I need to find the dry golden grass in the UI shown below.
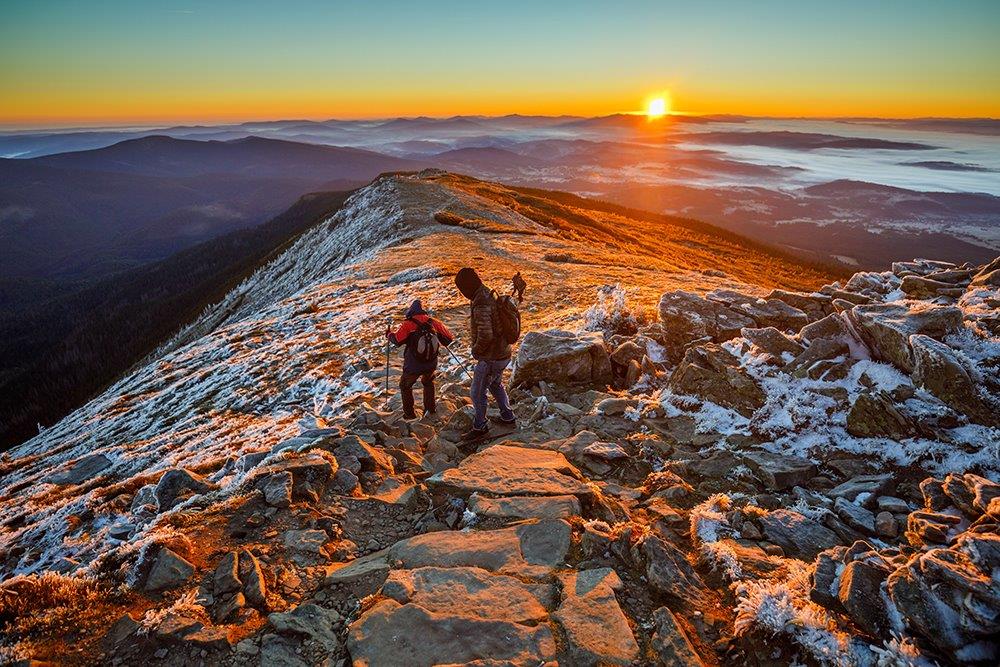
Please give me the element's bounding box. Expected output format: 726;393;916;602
436;172;839;292
0;571;133;662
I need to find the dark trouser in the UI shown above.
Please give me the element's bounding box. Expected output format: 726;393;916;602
471;359;514;430
400;370;435;417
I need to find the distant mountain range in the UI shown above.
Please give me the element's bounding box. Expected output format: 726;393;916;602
0;135;424;288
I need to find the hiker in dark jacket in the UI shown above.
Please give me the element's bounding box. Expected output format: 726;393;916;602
454;267;516;440
387;299;454;419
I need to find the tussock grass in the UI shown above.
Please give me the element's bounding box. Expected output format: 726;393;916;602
0;571;128;659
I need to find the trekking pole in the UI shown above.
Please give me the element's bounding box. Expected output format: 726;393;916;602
445;345;474;382
384;318;391;409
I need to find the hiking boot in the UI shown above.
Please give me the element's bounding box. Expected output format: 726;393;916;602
489;415;516;427
460;425;489;442
402;412;418;421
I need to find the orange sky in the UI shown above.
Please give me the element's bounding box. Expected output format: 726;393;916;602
2;1;998;127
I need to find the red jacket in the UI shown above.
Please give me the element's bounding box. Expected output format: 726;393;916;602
389;314;454;373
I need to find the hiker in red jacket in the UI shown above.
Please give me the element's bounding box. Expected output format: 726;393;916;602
386;300;454;419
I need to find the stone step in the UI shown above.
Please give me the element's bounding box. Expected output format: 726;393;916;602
427;444;593;498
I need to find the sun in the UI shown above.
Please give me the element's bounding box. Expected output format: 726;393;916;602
646;95;669;119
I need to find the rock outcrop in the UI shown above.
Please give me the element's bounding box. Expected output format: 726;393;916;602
510;329;612;389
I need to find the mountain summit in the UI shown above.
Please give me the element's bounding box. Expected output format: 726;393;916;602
1;171;997;665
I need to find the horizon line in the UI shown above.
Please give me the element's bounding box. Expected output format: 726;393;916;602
2;111;999;134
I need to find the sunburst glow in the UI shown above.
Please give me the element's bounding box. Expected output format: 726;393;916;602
646;96;668;118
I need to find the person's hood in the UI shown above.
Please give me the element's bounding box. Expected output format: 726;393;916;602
405;299;426;318
455;267;483;300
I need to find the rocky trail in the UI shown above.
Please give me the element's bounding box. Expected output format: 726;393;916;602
0;171;998;666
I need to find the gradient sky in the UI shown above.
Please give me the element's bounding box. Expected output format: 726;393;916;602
2;0;999;126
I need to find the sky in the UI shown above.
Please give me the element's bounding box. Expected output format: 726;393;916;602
1;0;999;126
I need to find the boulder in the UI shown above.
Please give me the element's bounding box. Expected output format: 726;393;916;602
969;256;1000;287
640;535;708;607
901;275;965;298
838;560;894;638
910;334;996;426
888;544;1000;660
658;291;753;362
848;303;963;373
798;313;849;343
875;512;897;538
809;547;848;610
50;453;112;485
325;434;396;476
510;330;612;389
249;452;336;502
741;326;805;360
553;568;640;666
213;552;241;596
833;497;876;535
268;603;341;653
259;634;308;667
906;511;960;546
706;289;810;332
238;548;268;609
651;606;705;667
758;510;840;560
324;552;390;599
610;340;645;367
669;344;766;417
155;468;217;511
427;445;592;498
783;338;848;378
829;475;894;503
892;259;956;277
261;471;293;508
744;451;816;490
767;289;832;319
144;547;195;592
846;392;916;439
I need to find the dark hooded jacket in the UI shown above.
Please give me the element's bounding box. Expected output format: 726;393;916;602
455;269;511;361
389;300;454;374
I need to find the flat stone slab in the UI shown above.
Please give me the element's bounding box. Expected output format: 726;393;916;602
386;520;571;576
744;450;817;490
468;493;582;520
553;568;639;666
347;599;557;667
428;445;592;497
382;566;555;624
50;453;112;485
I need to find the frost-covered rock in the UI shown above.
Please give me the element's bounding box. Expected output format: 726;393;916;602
669;344;765;417
848;302;963;373
651;606;705;666
743;451;816;491
50;453;112;485
154;468;217;512
706;289;810;332
510;329;612;389
757;509;840;559
658;290;753;359
910;334;997;425
143;547;195;592
846;391;916;439
740;326;804;361
766;289;832;321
